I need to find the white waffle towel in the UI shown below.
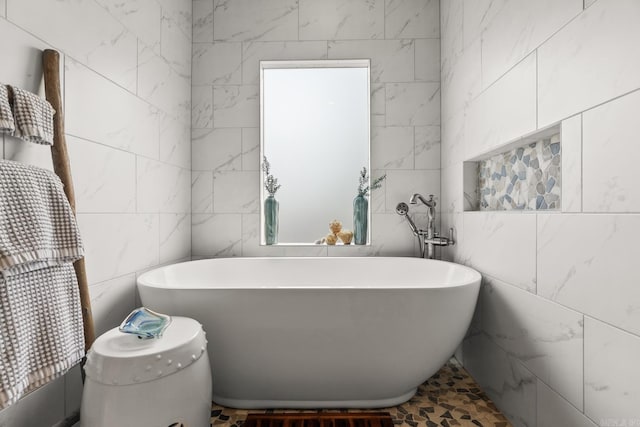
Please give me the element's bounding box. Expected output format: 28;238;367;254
10;86;55;146
0;264;85;409
0;160;83;274
0;84;15;134
0;159;85;409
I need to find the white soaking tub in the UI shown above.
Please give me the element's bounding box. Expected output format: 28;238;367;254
137;257;481;409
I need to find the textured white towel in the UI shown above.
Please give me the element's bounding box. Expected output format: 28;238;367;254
0;264;85;409
0;160;84;275
0;159;85;409
10;86;55;146
0;84;15;134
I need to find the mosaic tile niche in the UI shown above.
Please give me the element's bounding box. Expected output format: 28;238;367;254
468;133;561;211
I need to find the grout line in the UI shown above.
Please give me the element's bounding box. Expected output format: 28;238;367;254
583;313;586;414
535;49;538;129
580;113;584;212
534;211;538;295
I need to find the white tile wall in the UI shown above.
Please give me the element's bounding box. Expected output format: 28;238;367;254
481;276;584;409
537;214;640;337
537;381;598;427
384;0;439;39
192;86;213;128
480;0;581;88
462;212;537;292
212;171;260;213
137;44;191;122
7;0;138;91
463;334;537;427
414;126;440;170
386;82;440;126
192;42;242;85
88;274;137;336
371;127;414;170
159;0;192;76
328;40;414;83
159;214;191;263
66;59;160;159
441;38;481;122
242;41;328;85
192;213;242;257
583;90;640;212
414;39;440;82
212;85;259;128
78;214;160;285
299;0;384;40
241;128;260;170
194;0;441;257
0;4;191;423
465;52;537;159
462;0;506;48
442;2;640;424
0;376;65;427
0;19;49;90
384;170;440;213
193;0;214;43
537;0;640;127
192;128;242;171
136;157;191;213
192;171;214;213
67;136;136;213
561;115;582;213
213;0;298;42
584;317;640;424
159;113;191;169
95;0;162;51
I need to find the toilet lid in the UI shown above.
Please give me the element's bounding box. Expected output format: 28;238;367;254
84;316;208;386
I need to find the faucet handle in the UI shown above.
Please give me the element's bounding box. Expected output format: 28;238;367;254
448;227;455;245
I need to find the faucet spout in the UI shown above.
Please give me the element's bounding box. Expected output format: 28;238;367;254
409;193;435;207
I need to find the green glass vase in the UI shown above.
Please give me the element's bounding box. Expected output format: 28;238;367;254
264;195;279;245
353;194;368;245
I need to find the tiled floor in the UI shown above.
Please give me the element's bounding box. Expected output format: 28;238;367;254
210;359;511;427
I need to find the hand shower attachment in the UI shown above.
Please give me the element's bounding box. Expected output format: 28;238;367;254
395;202;420;236
396;202;425;256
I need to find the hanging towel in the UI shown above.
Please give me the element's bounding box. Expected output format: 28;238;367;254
0;160;84;274
9;86;55;146
0;263;85;409
0;84;15;134
0;159;85;409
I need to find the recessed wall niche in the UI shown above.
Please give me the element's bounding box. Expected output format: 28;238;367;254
463;125;562;211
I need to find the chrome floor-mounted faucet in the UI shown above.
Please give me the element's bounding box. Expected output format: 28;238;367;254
396;194;455;259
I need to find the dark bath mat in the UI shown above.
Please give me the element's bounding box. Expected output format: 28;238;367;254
243;412;394;427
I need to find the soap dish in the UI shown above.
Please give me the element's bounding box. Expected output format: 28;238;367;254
118;307;171;339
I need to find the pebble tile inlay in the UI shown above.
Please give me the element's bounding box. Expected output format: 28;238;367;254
210;359;511;427
478;134;561;211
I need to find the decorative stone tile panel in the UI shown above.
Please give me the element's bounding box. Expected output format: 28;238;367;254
478;134;561;210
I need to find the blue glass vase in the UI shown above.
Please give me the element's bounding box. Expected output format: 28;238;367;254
264;195;279;245
353;194;368;245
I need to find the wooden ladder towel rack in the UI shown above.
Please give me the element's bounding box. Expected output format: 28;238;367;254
42;49;96;353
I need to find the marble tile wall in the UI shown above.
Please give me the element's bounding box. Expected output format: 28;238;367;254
441;1;640;426
0;2;192;425
192;0;441;257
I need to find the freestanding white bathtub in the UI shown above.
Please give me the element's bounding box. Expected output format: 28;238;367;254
137;257;481;409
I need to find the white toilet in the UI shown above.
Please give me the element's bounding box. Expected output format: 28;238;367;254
80;316;212;427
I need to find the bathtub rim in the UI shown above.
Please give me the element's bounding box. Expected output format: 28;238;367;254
137;257;482;291
213;388;417;410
